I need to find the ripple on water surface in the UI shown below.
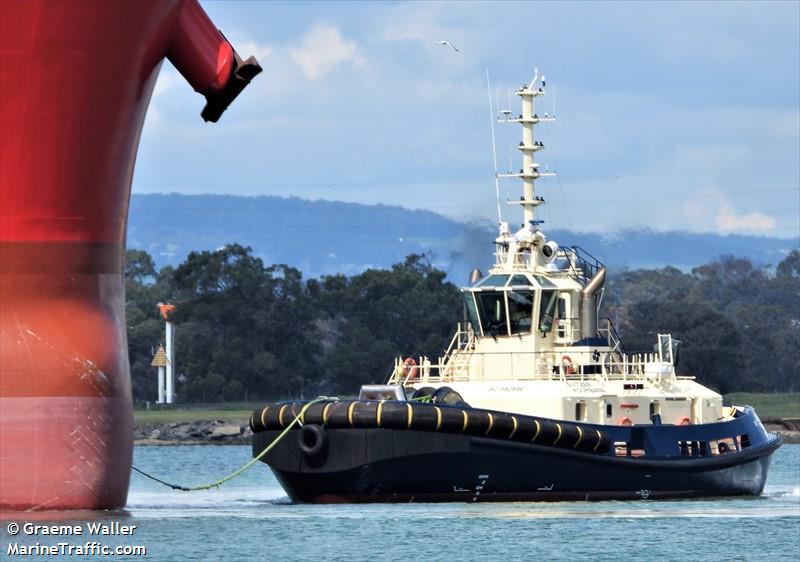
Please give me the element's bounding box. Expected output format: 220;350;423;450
119;444;800;561
2;445;796;561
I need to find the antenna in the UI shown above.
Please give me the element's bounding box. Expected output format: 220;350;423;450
528;67;539;89
486;69;502;223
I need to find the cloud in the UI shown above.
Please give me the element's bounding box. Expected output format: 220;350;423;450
235;41;274;63
133;2;798;240
288;23;363;80
714;202;777;233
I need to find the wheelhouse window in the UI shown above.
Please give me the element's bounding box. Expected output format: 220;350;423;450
463;293;480;332
475;275;509;288
538;290;558;333
509;275;530;287
476;292;508;336
507;291;533;334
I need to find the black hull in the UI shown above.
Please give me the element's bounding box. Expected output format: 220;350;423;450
254;425;781;504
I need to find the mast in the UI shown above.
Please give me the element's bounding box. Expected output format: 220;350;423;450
498;69;556;227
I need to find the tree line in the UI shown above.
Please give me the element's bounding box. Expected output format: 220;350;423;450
605;251;799;393
125;245;800;402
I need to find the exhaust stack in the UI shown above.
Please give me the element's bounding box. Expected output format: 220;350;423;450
580;267;606;339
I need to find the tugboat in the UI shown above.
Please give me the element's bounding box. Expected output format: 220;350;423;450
250;71;782;503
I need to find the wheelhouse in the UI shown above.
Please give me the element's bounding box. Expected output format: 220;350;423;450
463;273;580;342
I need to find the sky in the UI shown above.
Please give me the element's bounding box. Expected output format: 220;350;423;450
133;0;800;240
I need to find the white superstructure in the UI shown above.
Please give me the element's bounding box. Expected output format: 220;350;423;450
388;71;723;427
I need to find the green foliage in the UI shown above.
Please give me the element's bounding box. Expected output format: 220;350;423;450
608;253;800;393
124;248;460;403
124;249;156;282
125;247;800;403
313;255;461;393
166;244;320;402
723;392;800;420
776;249;800;279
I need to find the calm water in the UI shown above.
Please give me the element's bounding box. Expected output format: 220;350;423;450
2;445;798;561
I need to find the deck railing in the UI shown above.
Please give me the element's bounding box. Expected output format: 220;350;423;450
598;318;624;352
561;245;604;287
389;348;692;386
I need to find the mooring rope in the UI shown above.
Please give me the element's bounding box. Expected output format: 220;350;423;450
131;396;334;492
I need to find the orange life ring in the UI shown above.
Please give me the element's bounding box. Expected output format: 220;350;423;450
402;357;419;380
561;355;575;375
619;417;633;426
679;417;691;426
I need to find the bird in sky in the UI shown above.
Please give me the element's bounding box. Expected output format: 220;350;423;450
436;40;460;53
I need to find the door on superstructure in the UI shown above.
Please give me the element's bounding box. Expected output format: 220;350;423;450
602;397;614;425
556;292;573;343
690;398;701;424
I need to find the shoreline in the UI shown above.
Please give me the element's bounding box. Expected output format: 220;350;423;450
133;419;800;446
764;422;800;444
134;420;252;446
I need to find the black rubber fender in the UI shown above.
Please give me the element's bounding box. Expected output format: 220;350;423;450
431;386;468;407
377;401;411;429
355;401;379;425
252;400;611;455
298;424;327;457
411;387;436;400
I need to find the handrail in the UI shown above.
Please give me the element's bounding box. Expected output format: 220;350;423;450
598;318;624;353
389;347;676;385
441;323;463;361
560;245;605;286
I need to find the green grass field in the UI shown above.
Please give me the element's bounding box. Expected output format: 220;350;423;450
134;393;800;425
724;392;800;421
134;405;255;424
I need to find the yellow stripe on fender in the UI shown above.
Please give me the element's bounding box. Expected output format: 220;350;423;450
322;403;333;425
593;430;603;452
532;420;541;442
553;423;563;445
260;406;269;429
376;401;384;428
278;405;288;427
574;426;584;448
485;413;494;435
461;410;469;432
509;416;518;439
434;406;442;431
406;402;414;429
347;402;357;427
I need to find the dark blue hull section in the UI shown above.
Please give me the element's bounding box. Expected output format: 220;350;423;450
253;406;781;503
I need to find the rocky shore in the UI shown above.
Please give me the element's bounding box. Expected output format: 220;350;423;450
134;420;253;445
764;418;800;444
134;417;800;446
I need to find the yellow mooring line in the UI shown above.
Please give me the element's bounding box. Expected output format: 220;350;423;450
131;396;334;492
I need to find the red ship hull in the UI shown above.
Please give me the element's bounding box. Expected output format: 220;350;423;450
0;0;259;510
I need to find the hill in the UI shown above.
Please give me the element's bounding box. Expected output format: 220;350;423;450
128;193;797;282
